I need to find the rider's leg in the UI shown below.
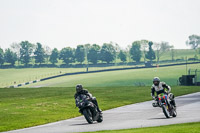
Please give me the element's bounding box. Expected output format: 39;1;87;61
91;97;102;112
168;93;176;107
170;99;176;107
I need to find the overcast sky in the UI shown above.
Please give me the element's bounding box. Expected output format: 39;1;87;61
0;0;200;50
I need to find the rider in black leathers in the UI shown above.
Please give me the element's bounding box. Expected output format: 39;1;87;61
74;84;102;113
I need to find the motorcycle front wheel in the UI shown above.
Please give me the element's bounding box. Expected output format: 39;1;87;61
162;104;170;118
83;108;93;124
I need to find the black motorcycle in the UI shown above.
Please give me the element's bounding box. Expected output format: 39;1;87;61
75;94;103;124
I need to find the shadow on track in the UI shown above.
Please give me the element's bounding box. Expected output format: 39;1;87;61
70;122;98;126
148;117;172;120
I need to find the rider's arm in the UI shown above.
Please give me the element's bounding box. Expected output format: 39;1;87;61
82;89;93;100
74;94;79;107
87;92;93;98
162;82;171;93
75;100;78;107
75;97;79;107
74;93;77;99
83;89;93;98
151;86;155;99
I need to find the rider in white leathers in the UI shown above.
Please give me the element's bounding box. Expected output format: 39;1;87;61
151;77;176;107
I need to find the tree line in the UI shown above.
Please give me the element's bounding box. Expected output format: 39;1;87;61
0;34;199;67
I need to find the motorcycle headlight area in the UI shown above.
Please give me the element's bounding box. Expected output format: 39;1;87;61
80;102;84;106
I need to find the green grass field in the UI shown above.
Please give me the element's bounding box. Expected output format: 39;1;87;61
0;66;139;87
159;49;198;61
0;68;82;87
0;48;199;88
84;122;200;133
0;86;199;132
22;63;200;88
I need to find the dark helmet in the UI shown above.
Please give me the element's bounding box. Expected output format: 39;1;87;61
76;84;83;93
153;77;160;86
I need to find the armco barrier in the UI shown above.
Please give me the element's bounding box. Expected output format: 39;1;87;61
7;79;41;88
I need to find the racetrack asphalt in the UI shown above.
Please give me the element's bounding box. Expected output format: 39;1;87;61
3;92;200;133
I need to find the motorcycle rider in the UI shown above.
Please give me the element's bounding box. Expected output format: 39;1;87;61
74;84;102;113
151;77;176;107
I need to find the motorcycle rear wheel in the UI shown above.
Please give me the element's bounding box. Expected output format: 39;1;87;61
172;107;177;117
97;114;103;123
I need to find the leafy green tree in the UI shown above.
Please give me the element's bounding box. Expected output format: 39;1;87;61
34;43;45;64
87;44;100;64
129;41;142;63
118;50;127;62
50;48;59;65
145;41;156;62
100;43;116;63
19;41;34;66
4;48;17;66
59;47;74;65
186;34;200;49
75;45;85;64
0;48;4;66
